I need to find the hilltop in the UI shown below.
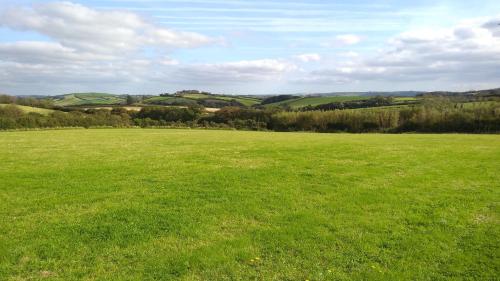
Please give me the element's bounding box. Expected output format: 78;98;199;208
52;93;125;106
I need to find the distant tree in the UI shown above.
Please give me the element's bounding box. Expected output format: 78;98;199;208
126;95;136;105
261;95;300;105
0;94;16;104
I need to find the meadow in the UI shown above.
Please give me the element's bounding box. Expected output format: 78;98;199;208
265;96;367;108
0;104;54;116
0;129;498;280
53;93;125;107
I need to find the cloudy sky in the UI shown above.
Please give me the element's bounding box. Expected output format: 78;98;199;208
0;0;499;95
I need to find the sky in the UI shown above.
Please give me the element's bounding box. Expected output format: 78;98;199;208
0;0;499;95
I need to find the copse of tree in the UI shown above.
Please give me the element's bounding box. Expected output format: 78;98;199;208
303;96;394;111
272;100;499;133
110;107;130;116
0;94;54;108
208;107;274;123
200;106;282;130
417;89;500;101
1;96;498;133
0;104;24;116
261;95;300;105
0;104;132;129
0;95;16;104
198;99;244;108
126;95;138;105
271;109;400;133
147;97;198;106
396;102;500;132
174;90;212;96
135;106;202;122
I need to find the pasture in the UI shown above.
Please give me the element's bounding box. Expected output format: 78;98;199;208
266;96;367;108
53;93;124;106
178;93;261;107
0;129;498;280
0;104;54;115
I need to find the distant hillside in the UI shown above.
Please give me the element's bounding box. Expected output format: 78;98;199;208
53;93;125;106
29;88;500;110
143;90;262;108
0;104;55;115
264;96;368;109
421;88;500;97
308;91;424;97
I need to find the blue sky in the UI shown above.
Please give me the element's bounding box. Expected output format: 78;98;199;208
0;0;499;95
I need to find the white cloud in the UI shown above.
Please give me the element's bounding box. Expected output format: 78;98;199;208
0;1;221;94
160;57;180;66
0;2;499;95
482;17;500;36
0;1;216;54
0;41;114;64
336;34;361;45
320;34;361;48
303;16;500;89
294;53;321;63
339;51;360;58
173;59;297;83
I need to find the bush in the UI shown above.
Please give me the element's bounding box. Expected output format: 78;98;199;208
135;106;201;122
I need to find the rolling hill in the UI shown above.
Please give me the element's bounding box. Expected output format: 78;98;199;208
0;104;55;115
265;96;367;108
143;92;262;107
53;93;125;106
39;89;497;111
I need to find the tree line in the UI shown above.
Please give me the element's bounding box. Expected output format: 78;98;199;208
0;94;54;108
301;96;395;111
1;95;499;133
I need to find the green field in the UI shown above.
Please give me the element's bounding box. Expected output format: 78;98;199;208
142;96;197;105
180;93;261;106
267;96;367;108
0;104;55;115
179;93;212;100
143;96;174;103
213;96;261;107
393;97;417;102
0;129;498;280
53;93;125;106
143;94;261;107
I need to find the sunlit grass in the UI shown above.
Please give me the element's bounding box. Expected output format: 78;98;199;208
0;104;55;115
0;129;498;280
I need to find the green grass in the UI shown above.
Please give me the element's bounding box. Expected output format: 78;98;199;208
142;96;175;103
458;101;500;108
0;104;55;115
213;96;261;106
53;93;124;106
180;93;212;100
143;95;260;107
393;97;417;102
179;94;261;106
0;129;498;280
352;104;413;112
267;96;366;108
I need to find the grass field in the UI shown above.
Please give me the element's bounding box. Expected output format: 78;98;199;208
53;93;124;106
0;104;55;115
393;97;418;102
179;94;261;106
143;96;174;103
212;96;261;107
142;97;198;106
0;129;498;280
266;96;366;108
